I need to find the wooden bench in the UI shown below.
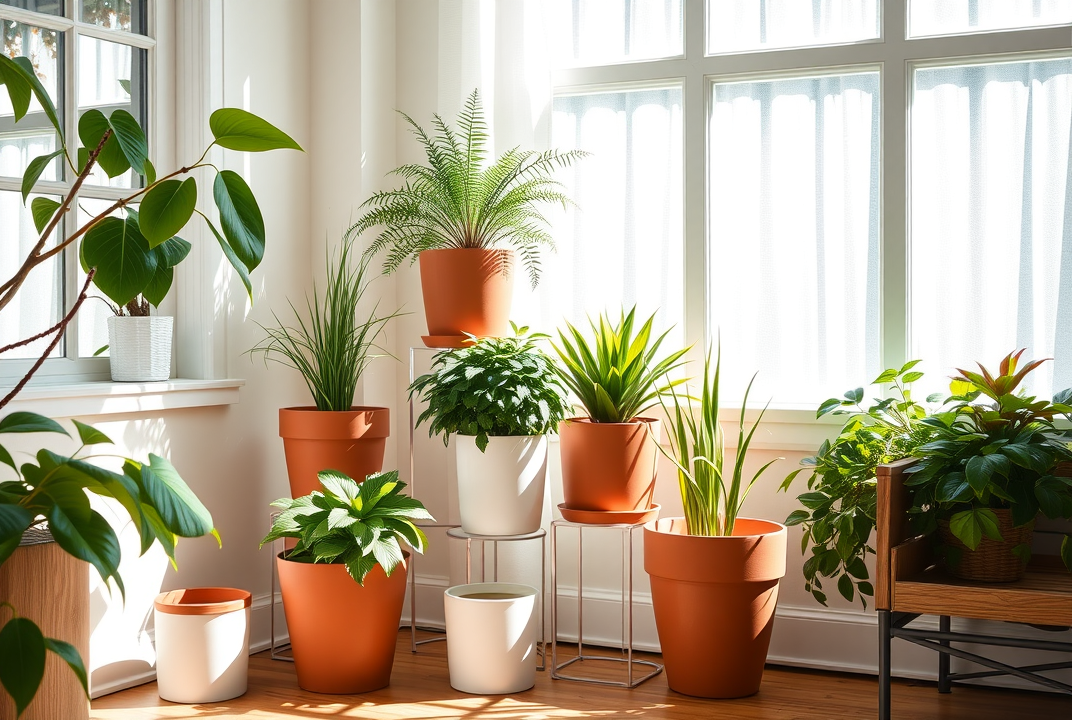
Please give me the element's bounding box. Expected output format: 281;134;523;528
876;458;1072;719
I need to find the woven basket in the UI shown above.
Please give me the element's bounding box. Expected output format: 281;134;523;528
107;315;173;382
939;508;1033;582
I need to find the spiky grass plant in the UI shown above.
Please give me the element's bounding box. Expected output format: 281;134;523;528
352;89;587;288
657;344;780;536
249;227;402;411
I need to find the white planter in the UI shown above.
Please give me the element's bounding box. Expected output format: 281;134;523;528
455;434;548;536
444;583;538;694
154;588;251;704
107;315;173;381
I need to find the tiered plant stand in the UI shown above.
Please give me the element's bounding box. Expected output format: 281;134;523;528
876;458;1072;720
549;517;663;687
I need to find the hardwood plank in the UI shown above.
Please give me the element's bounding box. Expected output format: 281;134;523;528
89;631;1072;719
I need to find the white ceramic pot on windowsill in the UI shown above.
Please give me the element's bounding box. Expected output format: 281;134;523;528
107;315;173;382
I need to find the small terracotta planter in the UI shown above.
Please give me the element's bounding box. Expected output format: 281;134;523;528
644;517;787;698
276;552;408;693
278;406;389;498
418;248;514;347
559;417;660;513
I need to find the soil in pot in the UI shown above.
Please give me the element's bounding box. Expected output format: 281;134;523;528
939;508;1034;582
276;552;408;693
559;418;660;513
644;517;787;699
418;248;514;346
278;406;389;498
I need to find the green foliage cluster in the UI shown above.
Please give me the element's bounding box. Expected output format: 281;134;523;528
409;325;571;452
781;361;933;607
249;227;402;412
353;89;587;288
261;470;433;585
905;351;1072;570
553;307;689;424
0;413;217;714
657;344;778;537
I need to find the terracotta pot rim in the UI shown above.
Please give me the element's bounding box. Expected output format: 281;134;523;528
279;406;390;415
645;516;787;539
419;247;514;257
154;587;251;615
562;416;660;426
277;550;408;566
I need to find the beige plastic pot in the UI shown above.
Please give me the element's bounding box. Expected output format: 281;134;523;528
455;435;548;535
444;583;538;694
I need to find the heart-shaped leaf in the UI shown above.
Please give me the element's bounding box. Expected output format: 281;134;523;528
209;108;303;152
141;265;173;307
30;197;61;235
139;178;197;247
214;170;265;271
0;617;47;715
78;109;129;178
21;150;63;202
107;109;148;175
81;216;157;307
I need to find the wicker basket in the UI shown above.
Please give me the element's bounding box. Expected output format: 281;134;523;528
107;315;173;382
939;508;1034;582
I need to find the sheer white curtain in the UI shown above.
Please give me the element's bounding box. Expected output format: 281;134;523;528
911;58;1072;398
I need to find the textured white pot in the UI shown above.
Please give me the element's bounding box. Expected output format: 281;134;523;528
107;315;173;381
455;434;548;536
444;583;538;695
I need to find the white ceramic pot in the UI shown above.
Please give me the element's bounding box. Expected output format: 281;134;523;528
444;582;538;695
153;588;251;704
107;315;173;381
455;434;548;536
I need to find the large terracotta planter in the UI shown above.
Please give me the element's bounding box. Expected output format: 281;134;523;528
418;248;514;347
644;517;787;699
559;417;660;512
276;552;408;693
455;434;548;535
278;406;389;498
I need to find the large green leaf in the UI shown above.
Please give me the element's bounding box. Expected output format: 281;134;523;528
964;454;1009;495
30;197;61;236
78;109;130;178
139;178;197;247
46;505;122;588
106;109;148;175
319;470;361;505
141;265;173;307
0;505;34;548
81;216;157;307
21;150;63;202
44;638;89;697
213;170;265;271
0;55;32;120
0;443;15;473
209;108;303;152
12;56;63;143
139;454;214;538
153;236;192;269
0;617;47;715
203;218;252;300
0;412;68;436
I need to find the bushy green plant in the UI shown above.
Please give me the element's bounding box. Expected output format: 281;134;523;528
553;307;689;423
249;227;402;411
656;344;779;536
352;89;587;288
409;325;571;452
780;361;934;607
905;351;1072;570
261;470;433;584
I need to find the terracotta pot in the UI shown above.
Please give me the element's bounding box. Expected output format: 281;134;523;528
418;248;514;346
278;406;389;498
559;417;660;512
939;508;1034;582
644;517;787;698
276;552;408;693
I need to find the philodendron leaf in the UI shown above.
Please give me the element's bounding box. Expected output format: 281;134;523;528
12;56;63;143
44;638;89;697
30;197;61;235
139;178;197;247
71;420;112;446
153;236;192;269
78;109;129;178
949;509;982;550
106;109;148;175
140;454;215;538
46;505;122;589
0;504;34;547
0;443;16;473
21;150;63;202
209;108;303;152
0;617;47;716
0;412;68;436
203;217;252;300
141;265;173;308
81;216;157;307
0;55;32;120
214;170;265;271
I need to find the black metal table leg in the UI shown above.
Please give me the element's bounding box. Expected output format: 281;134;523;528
938;615;952;693
879;609;892;720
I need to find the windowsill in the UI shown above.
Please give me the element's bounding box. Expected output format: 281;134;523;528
0;379;245;418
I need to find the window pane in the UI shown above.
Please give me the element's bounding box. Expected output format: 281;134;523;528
909;1;1072;38
80;0;148;35
548;0;683;67
708;72;881;404
78;35;146;188
1;20;62;180
0;190;63;359
0;1;63;15
75;199;122;357
526;86;684;348
707;0;879;54
910;58;1072;398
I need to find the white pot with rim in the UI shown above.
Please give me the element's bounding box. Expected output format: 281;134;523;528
455;434;548;536
444;582;538;694
107;315;173;381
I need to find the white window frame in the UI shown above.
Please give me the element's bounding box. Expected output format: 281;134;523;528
550;0;1072;414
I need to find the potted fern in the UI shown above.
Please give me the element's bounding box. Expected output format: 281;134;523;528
249;228;402;498
644;345;786;698
409;326;571;535
351;89;586;348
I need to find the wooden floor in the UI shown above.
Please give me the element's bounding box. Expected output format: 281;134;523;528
91;631;1071;719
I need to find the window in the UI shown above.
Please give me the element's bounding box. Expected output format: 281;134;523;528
546;0;1072;404
0;0;152;382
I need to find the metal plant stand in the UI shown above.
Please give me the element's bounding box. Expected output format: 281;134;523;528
267;512;293;662
550;518;663;687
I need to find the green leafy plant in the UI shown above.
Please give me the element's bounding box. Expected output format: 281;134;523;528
905;350;1072;570
552;307;690;423
409;325;571;452
780;361;934;607
249;227;403;411
655;343;779;536
261;470;433;584
352;89;587;288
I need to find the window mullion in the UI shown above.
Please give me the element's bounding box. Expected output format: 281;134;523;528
683;0;706;359
63;8;80;361
882;0;909;372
